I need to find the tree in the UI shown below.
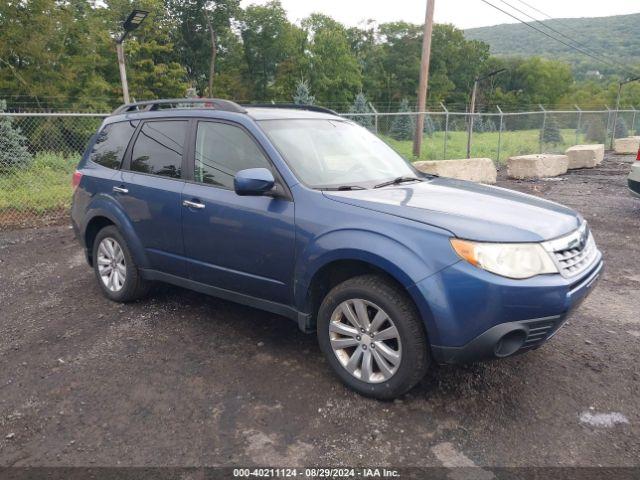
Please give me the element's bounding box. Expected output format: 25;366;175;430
585;118;607;143
613;116;629;139
540;116;563;144
293;80;315;105
0;100;32;171
390;99;415;141
303;14;362;107
349;93;373;130
423;114;436;137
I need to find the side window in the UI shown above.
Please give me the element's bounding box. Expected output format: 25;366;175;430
90;121;138;169
130;121;187;179
195;122;271;189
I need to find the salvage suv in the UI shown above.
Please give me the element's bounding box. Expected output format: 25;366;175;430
71;99;603;399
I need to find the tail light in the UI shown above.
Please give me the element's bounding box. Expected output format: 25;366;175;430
636;147;640;162
72;170;83;190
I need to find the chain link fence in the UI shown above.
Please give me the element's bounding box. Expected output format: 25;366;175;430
1;108;638;229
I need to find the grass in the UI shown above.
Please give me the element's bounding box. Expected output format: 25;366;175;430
0;152;79;214
384;129;588;164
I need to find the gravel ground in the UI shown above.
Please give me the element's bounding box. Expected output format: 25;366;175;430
0;154;638;468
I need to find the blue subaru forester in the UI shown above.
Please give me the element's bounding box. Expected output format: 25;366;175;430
71;99;603;399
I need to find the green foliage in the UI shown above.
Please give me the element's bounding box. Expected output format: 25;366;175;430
423;115;436;137
293;80;315;105
475;116;497;133
0;152;79;213
585;118;607;143
0;100;32;171
540;116;564;144
465;14;640;78
349;93;373;130
389;99;415;141
613;117;629;139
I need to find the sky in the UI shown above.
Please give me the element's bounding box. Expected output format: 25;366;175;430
240;0;639;30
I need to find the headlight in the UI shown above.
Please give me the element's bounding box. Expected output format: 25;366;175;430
450;238;558;279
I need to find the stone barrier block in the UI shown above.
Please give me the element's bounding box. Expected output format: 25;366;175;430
565;144;604;169
507;154;568;179
614;137;640;155
414;158;497;184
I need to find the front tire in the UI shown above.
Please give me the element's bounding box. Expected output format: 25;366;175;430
317;274;430;400
92;225;150;303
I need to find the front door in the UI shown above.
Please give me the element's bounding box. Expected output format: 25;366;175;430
181;120;295;305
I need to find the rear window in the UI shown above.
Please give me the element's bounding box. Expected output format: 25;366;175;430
90;121;138;169
130;121;187;179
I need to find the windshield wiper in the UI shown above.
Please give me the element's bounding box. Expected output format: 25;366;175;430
321;185;367;191
373;176;422;189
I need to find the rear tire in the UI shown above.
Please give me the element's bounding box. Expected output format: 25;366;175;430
317;274;430;400
92;225;150;303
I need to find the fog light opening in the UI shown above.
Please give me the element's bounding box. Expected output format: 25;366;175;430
495;330;527;357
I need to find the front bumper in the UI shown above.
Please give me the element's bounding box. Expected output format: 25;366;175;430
628;178;640;198
409;253;603;365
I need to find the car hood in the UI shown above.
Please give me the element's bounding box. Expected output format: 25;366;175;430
323;177;582;243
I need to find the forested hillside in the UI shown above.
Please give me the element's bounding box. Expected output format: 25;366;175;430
465;13;640;78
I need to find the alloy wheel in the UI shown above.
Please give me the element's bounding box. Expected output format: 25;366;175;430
329;299;402;383
96;237;126;292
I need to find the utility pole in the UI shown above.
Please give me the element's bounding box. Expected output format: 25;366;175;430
611;76;640;150
413;0;436;158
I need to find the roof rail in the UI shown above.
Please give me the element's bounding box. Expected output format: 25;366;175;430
112;98;247;115
242;103;339;116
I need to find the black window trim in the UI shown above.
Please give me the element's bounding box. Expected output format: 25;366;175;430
88;119;140;171
186;117;293;202
121;117;190;181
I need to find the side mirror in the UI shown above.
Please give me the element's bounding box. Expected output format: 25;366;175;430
234;168;275;196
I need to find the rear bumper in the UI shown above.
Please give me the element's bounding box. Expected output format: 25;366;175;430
628;178;640;198
414;256;603;365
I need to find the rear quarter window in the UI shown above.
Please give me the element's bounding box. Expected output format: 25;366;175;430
90;121;139;169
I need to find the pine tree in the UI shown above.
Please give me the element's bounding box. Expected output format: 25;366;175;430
293;80;315;106
0;100;31;171
585;118;607;143
349;92;373;130
389;99;415;141
540;116;563;144
423;114;436;137
613;117;629;139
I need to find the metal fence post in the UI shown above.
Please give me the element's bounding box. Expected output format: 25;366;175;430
440;102;449;160
632;105;638;136
539;104;547;154
496;105;504;164
605;106;612;147
575;105;582;145
368;102;379;135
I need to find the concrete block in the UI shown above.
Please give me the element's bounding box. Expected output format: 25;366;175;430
614;137;640;155
507;154;568;179
565;144;604;169
414;158;497;184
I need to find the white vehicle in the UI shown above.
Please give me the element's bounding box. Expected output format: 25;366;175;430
628;145;640;198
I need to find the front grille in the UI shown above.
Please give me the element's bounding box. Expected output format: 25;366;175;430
543;223;599;278
522;318;557;347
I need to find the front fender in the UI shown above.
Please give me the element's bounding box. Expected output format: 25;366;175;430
82;194;150;269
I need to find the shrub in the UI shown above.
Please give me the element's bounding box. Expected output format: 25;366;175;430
423;114;436;137
613;116;629;139
293;80;315;106
0;99;32;171
585;118;607;143
540;116;563;144
389;98;415;141
348;92;373;130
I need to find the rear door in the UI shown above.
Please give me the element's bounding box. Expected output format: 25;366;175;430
181;120;296;305
115;119;189;277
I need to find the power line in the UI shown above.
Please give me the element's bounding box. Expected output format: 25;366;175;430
500;0;640;78
478;0;639;78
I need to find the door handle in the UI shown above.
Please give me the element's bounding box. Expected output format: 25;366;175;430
113;186;128;194
183;199;205;210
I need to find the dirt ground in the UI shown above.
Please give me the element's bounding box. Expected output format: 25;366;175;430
0;154;638;469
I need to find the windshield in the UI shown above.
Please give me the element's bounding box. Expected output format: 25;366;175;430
259;119;419;189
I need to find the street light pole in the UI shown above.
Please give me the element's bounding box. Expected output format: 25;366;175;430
116;40;130;104
610;76;640;150
115;10;149;105
466;68;505;159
